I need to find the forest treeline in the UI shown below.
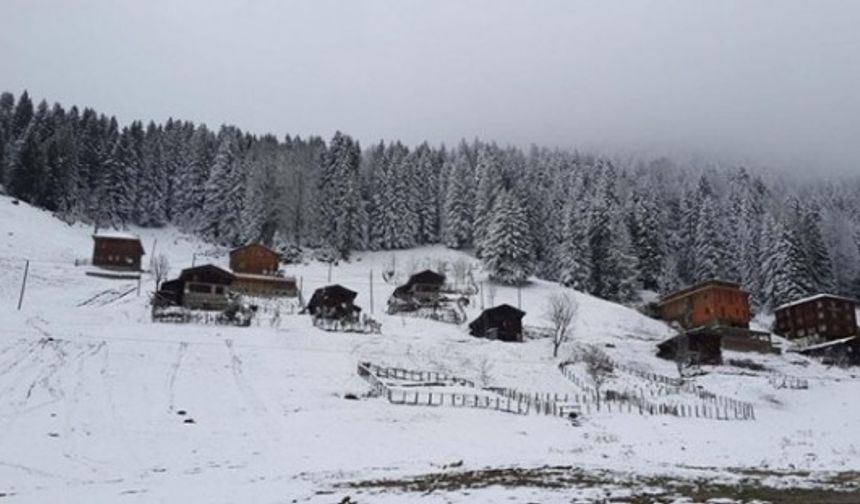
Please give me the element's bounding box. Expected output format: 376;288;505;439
2;90;859;310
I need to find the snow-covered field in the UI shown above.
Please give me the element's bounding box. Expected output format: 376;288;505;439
1;196;860;503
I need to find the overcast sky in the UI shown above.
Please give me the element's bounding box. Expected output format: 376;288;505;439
2;0;858;172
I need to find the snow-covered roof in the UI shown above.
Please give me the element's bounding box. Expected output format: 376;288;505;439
774;293;856;312
93;231;141;241
795;335;859;353
658;279;744;305
233;272;296;283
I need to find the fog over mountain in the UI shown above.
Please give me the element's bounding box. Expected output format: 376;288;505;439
2;0;858;173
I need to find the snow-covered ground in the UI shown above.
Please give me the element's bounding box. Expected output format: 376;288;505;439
1;196;860;503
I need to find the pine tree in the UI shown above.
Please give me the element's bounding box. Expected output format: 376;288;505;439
801;201;835;292
482;189;533;285
760;216;809;309
319;131;363;257
473;144;503;257
442;150;474;249
693;197;727;282
201;127;244;245
628;191;664;290
136;123;167;226
559;201;591;290
6;120;46;203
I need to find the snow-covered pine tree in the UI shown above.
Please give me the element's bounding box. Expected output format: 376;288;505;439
760;215;809;309
628;190;664;290
318;131;363;257
412;143;440;244
136;122;167;226
6;118;46;204
442;150;474;249
559;200;591;290
482;189;533;285
693;196;727;282
800;200;835;293
201;127;244;245
473;144;504;258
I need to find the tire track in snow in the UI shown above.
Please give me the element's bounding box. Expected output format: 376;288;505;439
166;342;188;413
224;339;282;441
99;344;147;475
62;341;112;476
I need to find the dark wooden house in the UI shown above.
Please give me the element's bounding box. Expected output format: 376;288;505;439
229;243;280;275
774;294;857;341
657;330;723;365
92;233;145;271
657;280;751;330
469;304;525;342
306;284;360;320
156;264;234;311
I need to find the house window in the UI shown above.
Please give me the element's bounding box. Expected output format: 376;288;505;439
214;286;224;294
820;324;827;333
188;283;210;294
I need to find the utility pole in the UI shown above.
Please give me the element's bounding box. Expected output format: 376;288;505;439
480;281;485;310
327;262;332;283
17;260;29;310
151;238;157;258
137;275;141;297
369;269;374;314
191;253;197;267
517;283;522;310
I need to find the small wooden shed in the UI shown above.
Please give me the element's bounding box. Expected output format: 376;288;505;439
306;284;360;320
469;304;525;342
92;232;145;271
229;243;280;275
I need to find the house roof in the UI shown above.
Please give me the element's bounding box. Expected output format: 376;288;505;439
233;272;296;284
179;264;235;283
774;293;857;312
312;284;357;300
408;269;446;286
795;335;859;353
479;304;526;319
93;231;141;241
229;243;279;258
657;280;746;306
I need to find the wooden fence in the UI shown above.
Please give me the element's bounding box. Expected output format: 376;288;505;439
558;361;756;421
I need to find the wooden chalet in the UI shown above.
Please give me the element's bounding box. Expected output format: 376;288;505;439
774;294;857;341
657;280;751;330
306;284;360;320
657;330;723;366
469;304;525;342
92;232;145;271
229;243;280;275
391;270;446;302
155;264;234;311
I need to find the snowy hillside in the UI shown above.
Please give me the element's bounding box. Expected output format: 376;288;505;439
2;196;860;503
